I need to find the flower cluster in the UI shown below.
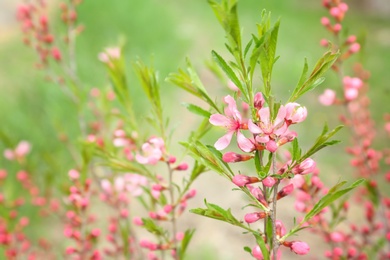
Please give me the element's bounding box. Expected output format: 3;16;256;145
210;93;307;154
64;169;101;259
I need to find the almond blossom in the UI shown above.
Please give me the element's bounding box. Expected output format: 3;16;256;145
136;137;165;165
209;95;252;151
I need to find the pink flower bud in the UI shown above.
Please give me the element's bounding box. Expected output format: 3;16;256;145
262;177;276;187
244;212;266;223
292;158;316;175
17;171;29;181
330;7;340;18
163;204;173;214
339;3;349;12
175;162;188;171
254;92;265;109
349;43;360;53
185;189;197;199
321;17;330;26
168;155;176;163
320;38;329;47
232;175;260;187
252;245;264;260
120;209;128;218
227;80;239;92
0;169;7;180
285;103;307;124
277;184;294;200
346;35;356;44
140;240;158;250
64;226;73;237
319;89;336;106
91;229;100;237
223;152;253;163
290;241;310;255
68;169;80;180
52;47;62;61
132;217;143;226
265;140;278;153
330;232;344;242
276;220;286;236
65;247;76;255
344;88;358;101
176;232;185;241
333;23;342;33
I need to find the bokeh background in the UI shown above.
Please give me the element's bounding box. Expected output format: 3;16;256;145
1;0;389;259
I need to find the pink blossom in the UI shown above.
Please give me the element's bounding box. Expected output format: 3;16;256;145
209;95;251;151
4;140;31;161
292;158;316;175
252;245;264;260
136;137;165;165
223;152;253;163
319;89;336;106
175;162;188;171
343;76;363;89
98;47;121;63
333;24;342;33
133;217;144;226
248;106;288;152
290;241;310;255
232;174;259;187
285;103;307;124
262;176;276;187
227;80;239;92
0;170;7;180
349;43;360;53
277;184;294;200
330;232;345;242
254;92;265;109
123;174;148;197
51;47;62;61
68;169;80;180
244;212;266;223
275;220;286;237
321;17;330;26
176;232;185;241
344;88;358;101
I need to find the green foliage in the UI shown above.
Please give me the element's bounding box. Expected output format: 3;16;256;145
288;51;339;102
167;59;221;113
282;179;365;240
190;200;248;229
180;140;234;179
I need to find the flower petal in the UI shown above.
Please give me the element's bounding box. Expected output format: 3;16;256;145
248;120;262;134
237;132;255;152
214;131;234;150
209;114;230;126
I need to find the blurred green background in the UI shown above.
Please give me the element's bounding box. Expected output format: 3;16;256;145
0;0;389;259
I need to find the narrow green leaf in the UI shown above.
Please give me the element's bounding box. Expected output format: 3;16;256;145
211;50;247;100
182;103;211;118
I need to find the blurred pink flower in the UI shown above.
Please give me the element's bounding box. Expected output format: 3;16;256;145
136;137;165;165
319;89;336;106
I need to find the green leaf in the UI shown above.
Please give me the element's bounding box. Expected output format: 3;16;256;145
300;124;343;161
288;51;339;102
182;103;211;118
178;229;196;259
190;200;246;228
167;59;221;113
180;141;232;179
211;50;247;101
141;218;165;236
282;179;365;241
303;179;365;223
253;232;270;260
